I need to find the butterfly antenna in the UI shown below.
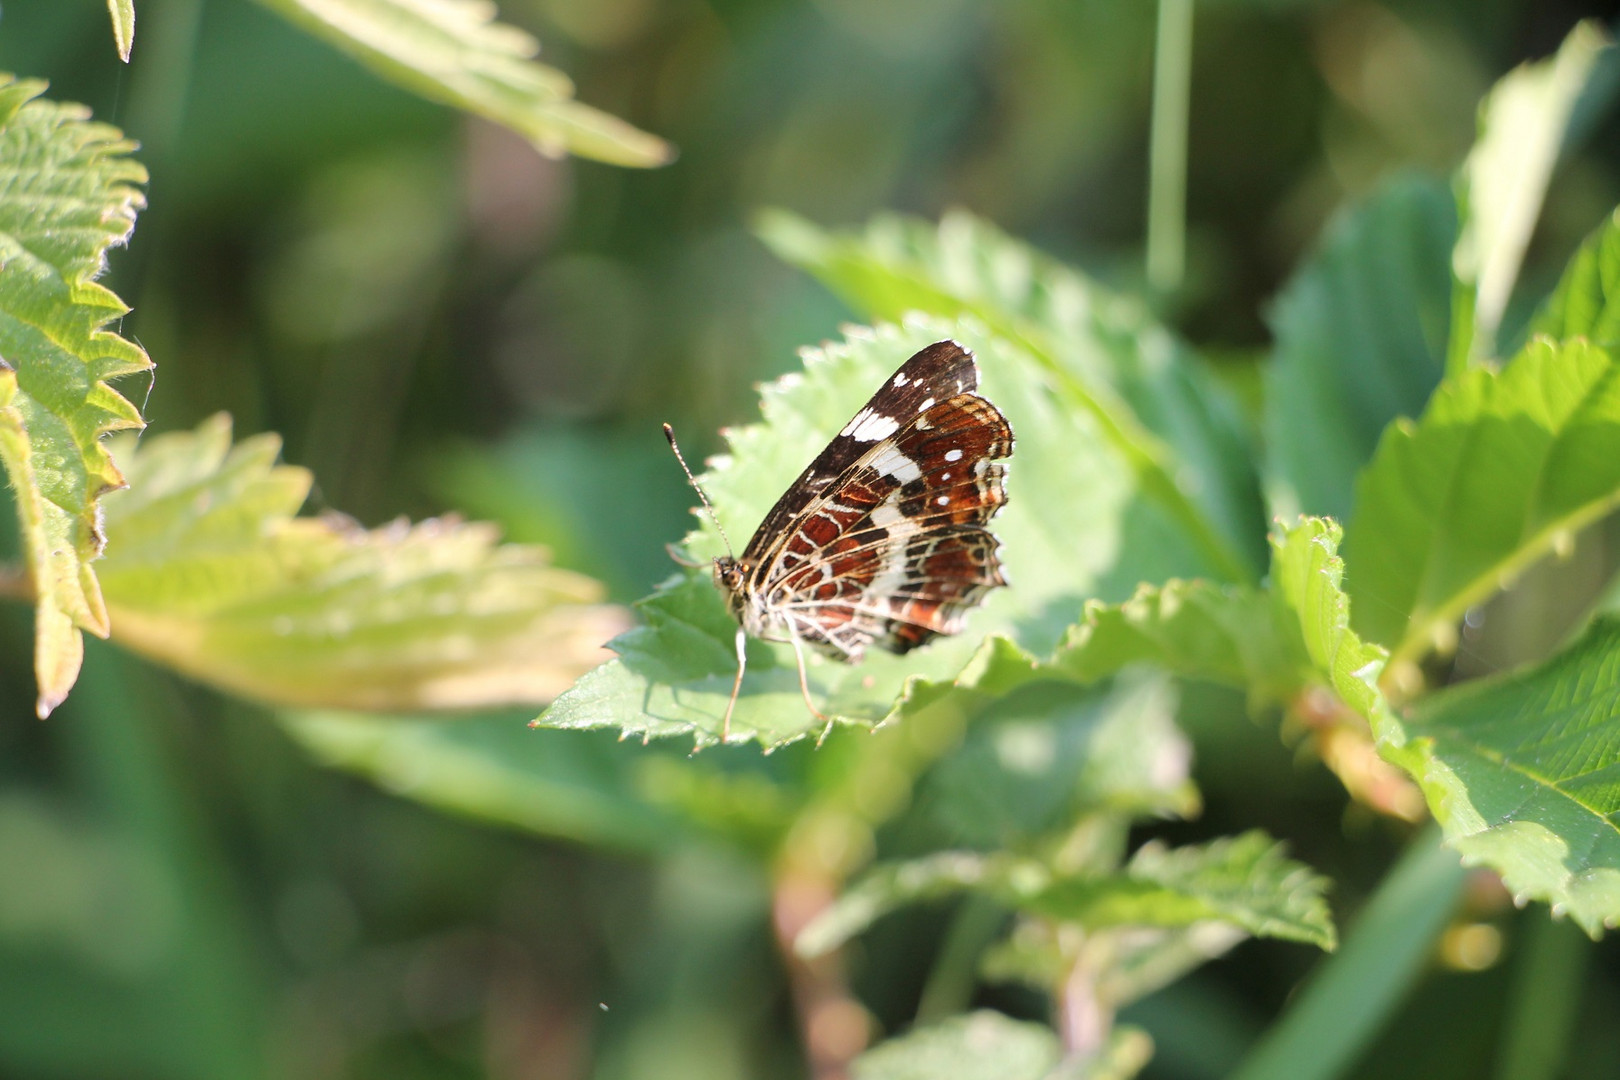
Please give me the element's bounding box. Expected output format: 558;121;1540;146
663;423;735;559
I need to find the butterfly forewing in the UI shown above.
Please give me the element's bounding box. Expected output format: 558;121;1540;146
736;340;1013;662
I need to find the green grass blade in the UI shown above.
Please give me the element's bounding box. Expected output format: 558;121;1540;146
1230;828;1466;1080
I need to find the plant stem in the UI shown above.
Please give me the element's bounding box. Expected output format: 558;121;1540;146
914;895;1005;1024
1146;0;1194;296
773;862;865;1080
1057;941;1111;1058
1493;912;1589;1080
1231;826;1467;1080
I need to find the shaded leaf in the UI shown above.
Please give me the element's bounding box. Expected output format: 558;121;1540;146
255;0;673;167
798;830;1332;958
1345;339;1620;675
920;673;1197;849
1376;618;1620;938
1021;832;1336;950
851;1010;1152;1080
1452;21;1610;368
1263;176;1454;522
0;78;151;716
1532;205;1620;348
279;711;744;853
97;415;627;710
758;208;1262;582
538;319;1232;748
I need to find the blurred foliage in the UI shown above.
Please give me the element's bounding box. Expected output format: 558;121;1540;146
3;2;1620;1080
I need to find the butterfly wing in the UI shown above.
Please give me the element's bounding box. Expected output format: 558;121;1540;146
739;342;1013;661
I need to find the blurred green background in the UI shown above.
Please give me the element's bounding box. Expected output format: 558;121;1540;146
2;0;1620;1077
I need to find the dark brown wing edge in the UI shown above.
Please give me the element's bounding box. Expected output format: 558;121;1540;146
741;340;980;561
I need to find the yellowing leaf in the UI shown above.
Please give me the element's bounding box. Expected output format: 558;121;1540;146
98;415;628;711
0;77;152;716
256;0;673;167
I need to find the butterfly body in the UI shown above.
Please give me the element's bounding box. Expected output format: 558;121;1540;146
671;340;1013;740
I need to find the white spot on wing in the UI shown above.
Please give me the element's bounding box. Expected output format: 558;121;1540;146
944;448;963;462
892;371;909;387
917;398;935;413
841;408;901;442
936;495;949;506
868;444;922;483
871;500;904;527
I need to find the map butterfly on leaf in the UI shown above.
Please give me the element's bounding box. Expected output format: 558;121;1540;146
664;339;1013;742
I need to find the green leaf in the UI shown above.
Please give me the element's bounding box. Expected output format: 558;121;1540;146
1345;339;1620;674
851;1011;1152;1080
106;0;135;61
1051;578;1301;709
920;673;1198;849
1231;829;1468;1080
1022;832;1336;950
254;0;673;167
279;711;708;852
0;77;152;716
1532;205;1620;349
96;415;628;710
1263;176;1454;522
797;830;1333;959
1269;517;1389;728
539;319;1235;748
1376;618;1620;938
1451;21;1610;370
758;208;1263;583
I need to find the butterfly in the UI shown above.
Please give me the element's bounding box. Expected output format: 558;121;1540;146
665;339;1013;742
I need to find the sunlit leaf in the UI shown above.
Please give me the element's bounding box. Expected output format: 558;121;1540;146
0;77;151;716
539;319;1233;748
758;208;1263;583
1377;618;1620;938
106;0;135;61
255;0;673;167
1532;205;1620;348
1345;339;1620;677
97;415;628;710
1451;21;1610;369
851;1011;1152;1080
1050;578;1300;708
1263;176;1454;522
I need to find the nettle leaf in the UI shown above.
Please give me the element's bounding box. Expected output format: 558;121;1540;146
106;0;135;61
97;415;627;710
0;78;151;717
1021;832;1336;950
1451;21;1610;368
1345;339;1620;677
1377;617;1620;937
798;830;1332;959
758;208;1263;583
851;1011;1152;1080
1532;205;1620;348
255;0;672;167
1263;176;1454;522
1050;578;1301;709
539;319;1233;748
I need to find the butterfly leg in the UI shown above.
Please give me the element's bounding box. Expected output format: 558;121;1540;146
721;626;747;743
786;624;833;744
